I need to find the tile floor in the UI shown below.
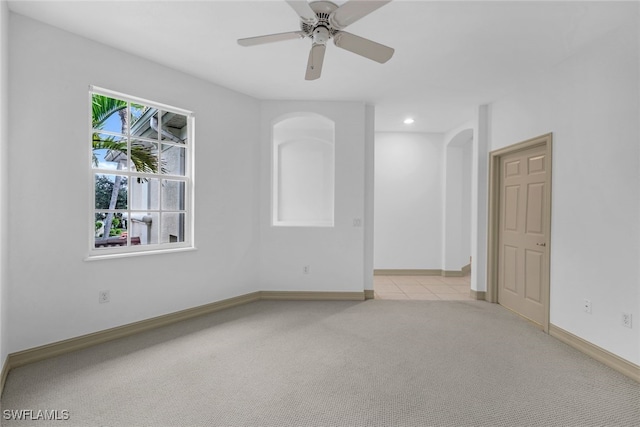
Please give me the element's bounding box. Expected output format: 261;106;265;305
374;274;472;300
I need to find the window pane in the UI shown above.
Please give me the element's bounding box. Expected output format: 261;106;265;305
92;133;126;169
130;105;160;140
161;213;185;243
128;212;158;245
92;94;128;135
130;177;159;211
162;180;185;210
160;112;188;143
130;140;159;174
94;212;128;248
94;174;128;210
130;103;148;128
161;144;186;176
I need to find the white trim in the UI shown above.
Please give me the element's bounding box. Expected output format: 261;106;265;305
272;221;334;227
85;246;197;261
186;113;195;248
89;239;193;257
89;89;97;254
549;324;639;383
90;85;192;117
92;169;189;182
89;87;195;258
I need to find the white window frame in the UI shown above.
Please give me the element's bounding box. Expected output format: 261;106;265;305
87;86;195;260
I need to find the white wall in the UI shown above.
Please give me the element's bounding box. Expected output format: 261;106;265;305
374;132;443;270
363;105;375;291
461;143;472;267
8;14;261;353
0;0;9;368
489;18;640;364
442;147;463;271
442;128;473;272
259;101;372;292
471;106;489;293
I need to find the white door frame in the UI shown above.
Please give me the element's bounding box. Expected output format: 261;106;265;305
486;133;552;333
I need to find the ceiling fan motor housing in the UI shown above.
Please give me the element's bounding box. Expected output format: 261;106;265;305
300;1;340;43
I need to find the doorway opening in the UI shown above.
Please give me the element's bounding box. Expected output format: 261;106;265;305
372;129;473;300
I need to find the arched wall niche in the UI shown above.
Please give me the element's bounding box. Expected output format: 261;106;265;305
272;113;335;227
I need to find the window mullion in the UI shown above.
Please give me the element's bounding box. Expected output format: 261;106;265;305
126;101;132;247
157;112;163;244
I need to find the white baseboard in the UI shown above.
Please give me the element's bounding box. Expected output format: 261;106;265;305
374;269;442;276
549;324;639;383
260;291;364;301
0;290;366;395
4;294;636;397
470;290;486;300
0;354;9;397
374;265;471;277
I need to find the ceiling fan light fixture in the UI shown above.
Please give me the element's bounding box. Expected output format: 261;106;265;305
403;118;415;125
312;26;330;45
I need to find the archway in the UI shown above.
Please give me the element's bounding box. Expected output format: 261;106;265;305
443;128;473;277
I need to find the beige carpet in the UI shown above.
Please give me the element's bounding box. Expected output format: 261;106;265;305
2;300;638;426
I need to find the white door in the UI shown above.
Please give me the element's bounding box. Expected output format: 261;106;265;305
497;144;549;326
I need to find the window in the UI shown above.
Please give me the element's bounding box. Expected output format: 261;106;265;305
90;87;193;257
272;113;335;227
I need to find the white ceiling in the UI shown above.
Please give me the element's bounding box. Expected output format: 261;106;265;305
7;0;636;132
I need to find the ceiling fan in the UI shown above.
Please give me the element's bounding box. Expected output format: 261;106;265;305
238;0;395;80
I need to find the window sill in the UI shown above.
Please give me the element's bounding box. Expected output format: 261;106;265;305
85;246;197;261
272;221;334;227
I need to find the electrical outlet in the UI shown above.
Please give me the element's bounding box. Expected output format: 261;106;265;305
99;290;110;304
303;265;310;275
583;299;592;314
622;313;632;328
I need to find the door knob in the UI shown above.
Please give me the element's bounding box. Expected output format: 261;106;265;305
536;242;546;247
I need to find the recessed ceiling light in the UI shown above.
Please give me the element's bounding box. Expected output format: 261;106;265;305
403;118;415;125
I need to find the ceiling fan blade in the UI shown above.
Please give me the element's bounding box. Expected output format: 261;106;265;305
286;0;318;25
305;43;326;80
238;31;306;47
329;0;391;29
333;31;394;63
